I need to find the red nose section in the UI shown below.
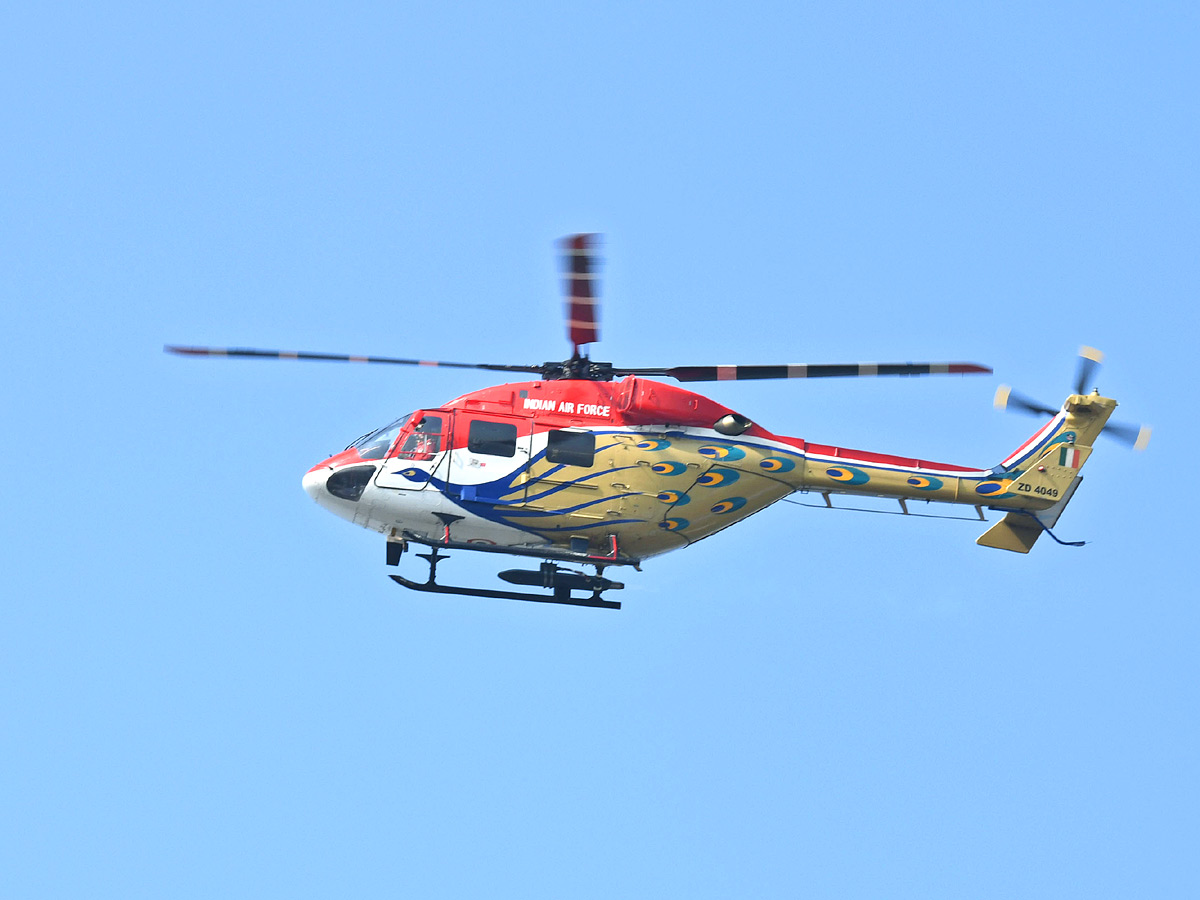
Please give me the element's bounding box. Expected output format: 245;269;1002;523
306;447;365;474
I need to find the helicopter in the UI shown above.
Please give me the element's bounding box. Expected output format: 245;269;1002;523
167;234;1149;609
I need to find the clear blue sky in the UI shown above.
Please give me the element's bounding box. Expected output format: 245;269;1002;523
3;2;1196;897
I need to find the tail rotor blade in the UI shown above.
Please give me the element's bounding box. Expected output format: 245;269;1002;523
994;384;1059;417
1073;345;1104;395
1103;421;1152;450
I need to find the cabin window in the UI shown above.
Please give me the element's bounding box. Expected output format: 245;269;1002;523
546;430;596;467
468;420;518;457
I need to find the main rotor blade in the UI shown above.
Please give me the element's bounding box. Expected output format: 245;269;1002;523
614;362;992;382
561;233;600;353
1073;345;1104;395
164;345;543;374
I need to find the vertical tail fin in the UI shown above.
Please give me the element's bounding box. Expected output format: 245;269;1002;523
977;393;1117;553
995;392;1116;480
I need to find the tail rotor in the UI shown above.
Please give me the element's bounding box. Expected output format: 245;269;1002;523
993;346;1151;450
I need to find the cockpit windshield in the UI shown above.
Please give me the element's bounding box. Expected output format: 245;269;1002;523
352;412;446;461
353;417;408;460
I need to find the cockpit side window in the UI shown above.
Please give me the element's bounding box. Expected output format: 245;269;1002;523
393;414;444;461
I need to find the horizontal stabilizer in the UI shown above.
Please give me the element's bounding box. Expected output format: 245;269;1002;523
976;514;1043;553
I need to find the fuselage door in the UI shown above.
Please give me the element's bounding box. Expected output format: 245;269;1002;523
444;412;532;507
373;411;450;491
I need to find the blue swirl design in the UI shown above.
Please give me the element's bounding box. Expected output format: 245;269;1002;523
697;467;740;487
825;465;869;486
522;440;623;489
699;445;746;461
906;475;943;491
657;490;690;506
523;464;639;504
501;493;639;519
974;479;1015;498
387;433;804;541
651;461;688;476
760;457;796;473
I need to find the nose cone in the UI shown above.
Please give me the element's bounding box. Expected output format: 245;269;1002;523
302;458;377;528
303;466;328;501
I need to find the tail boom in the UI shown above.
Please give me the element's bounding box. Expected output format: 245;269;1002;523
758;392;1116;550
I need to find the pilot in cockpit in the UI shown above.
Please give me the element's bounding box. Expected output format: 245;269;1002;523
396;415;443;461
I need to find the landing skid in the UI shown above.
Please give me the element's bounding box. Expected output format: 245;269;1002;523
387;542;625;610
